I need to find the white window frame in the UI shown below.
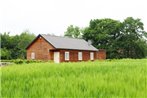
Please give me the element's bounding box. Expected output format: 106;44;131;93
31;52;35;60
90;52;94;60
78;52;82;60
65;52;69;60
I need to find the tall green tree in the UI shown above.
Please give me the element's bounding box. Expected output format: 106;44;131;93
83;18;122;58
0;32;13;59
64;25;82;38
16;31;35;59
118;17;147;58
1;31;35;59
83;17;147;58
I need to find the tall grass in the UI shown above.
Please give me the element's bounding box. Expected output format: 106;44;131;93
1;59;147;97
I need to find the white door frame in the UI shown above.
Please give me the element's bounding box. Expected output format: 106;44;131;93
31;52;35;60
54;52;60;63
90;52;94;60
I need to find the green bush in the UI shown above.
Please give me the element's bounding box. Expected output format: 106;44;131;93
2;59;48;64
1;60;14;62
24;60;46;64
14;59;24;64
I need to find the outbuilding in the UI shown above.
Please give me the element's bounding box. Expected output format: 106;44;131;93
26;34;106;63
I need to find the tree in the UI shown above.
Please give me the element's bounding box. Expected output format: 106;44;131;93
17;31;35;59
118;17;147;58
0;32;13;59
83;17;147;58
64;25;82;38
83;18;122;58
0;31;35;59
0;48;11;59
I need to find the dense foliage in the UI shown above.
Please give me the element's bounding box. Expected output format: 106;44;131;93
2;59;147;97
64;25;83;38
65;17;147;58
83;18;122;58
0;31;35;59
120;17;147;58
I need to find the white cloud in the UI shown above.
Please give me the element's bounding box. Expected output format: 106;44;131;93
0;0;147;35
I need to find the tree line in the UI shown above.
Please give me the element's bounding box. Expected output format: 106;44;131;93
64;17;147;59
1;17;147;59
0;31;35;59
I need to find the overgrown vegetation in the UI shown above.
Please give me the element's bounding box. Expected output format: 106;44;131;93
0;30;35;59
1;59;46;64
1;59;147;97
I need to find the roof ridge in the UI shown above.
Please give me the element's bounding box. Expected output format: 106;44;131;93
40;34;84;40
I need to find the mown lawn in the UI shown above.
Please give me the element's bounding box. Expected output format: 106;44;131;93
1;59;147;98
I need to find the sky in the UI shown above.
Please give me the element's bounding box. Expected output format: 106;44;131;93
0;0;147;36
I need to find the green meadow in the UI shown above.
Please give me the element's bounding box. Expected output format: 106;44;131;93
1;59;147;98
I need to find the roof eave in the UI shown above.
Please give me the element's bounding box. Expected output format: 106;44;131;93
55;48;98;51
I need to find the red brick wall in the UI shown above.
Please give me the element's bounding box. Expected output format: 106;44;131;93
59;49;97;62
97;49;106;60
27;36;55;60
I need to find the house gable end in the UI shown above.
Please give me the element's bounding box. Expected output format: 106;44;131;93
26;34;56;50
26;35;55;60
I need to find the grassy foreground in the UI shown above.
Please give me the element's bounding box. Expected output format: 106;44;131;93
1;59;147;98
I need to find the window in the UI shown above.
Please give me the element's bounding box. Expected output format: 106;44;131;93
78;52;82;60
90;52;94;60
65;52;69;60
31;52;35;60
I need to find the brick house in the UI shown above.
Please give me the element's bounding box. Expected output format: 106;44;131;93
26;34;106;63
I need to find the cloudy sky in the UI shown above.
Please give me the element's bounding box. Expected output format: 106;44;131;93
0;0;147;36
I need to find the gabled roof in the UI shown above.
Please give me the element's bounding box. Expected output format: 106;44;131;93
27;34;98;51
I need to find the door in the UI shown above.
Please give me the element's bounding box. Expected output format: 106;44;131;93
31;52;35;60
90;52;94;60
54;52;60;63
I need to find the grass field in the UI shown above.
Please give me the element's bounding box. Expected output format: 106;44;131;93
1;59;147;98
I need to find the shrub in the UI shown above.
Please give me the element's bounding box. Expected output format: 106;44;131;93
14;59;24;64
25;60;45;64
